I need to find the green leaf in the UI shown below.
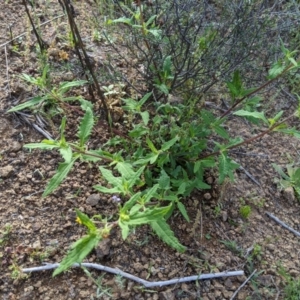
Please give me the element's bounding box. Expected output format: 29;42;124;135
146;137;158;154
218;154;239;184
53;233;101;276
75;209;97;233
59;145;72;163
78;107;94;147
115;162;135;179
272;163;290;181
268;61;286;79
163;56;172;77
142;184;159;203
140;111;149;125
59;80;87;94
233;110;268;124
24;140;60;150
160;136;178;152
109;17;133;25
128;206;170;225
154;83;169;95
138;92;152;107
150;219;186;253
99;167;122;189
158;170;170;190
7;96;45;112
93;185;120;194
177;202;190;222
43;158;76;197
118;220;130;239
122;192;142;212
78;98;93;111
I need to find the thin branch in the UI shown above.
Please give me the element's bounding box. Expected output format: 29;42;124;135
266;212;300;237
230;269;257;300
22;262;244;288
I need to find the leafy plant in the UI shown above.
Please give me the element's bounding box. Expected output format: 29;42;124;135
272;163;300;199
239;205;252;219
18;11;300;278
278;266;300;300
7;66;87;116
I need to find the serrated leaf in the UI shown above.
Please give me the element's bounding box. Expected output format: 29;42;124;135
75;209;97;232
160;136;178;152
53;233;101;276
233;110;268;124
154;83;169;95
115;162;135;179
128;206;170;225
146;137;158;154
59;145;72;163
140;111;149;125
213;124;229;139
93;185;120;194
150;219;186;252
78;98;93;111
78;108;94;147
24;141;59;150
59;80;87;93
143;184;159;203
218;154;239;184
7;96;45;112
118;220;130;239
268;61;286;79
158;170;170;190
177;202;190;222
99;167;122;189
43;159;76;197
122;192;142;211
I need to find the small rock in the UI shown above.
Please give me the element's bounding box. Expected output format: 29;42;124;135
222;211;228;222
32;240;41;249
204;193;212;200
222;290;233;298
10;141;22;152
86;194;100;206
283;187;295;203
0;165;14;178
95;238;111;259
224;278;233;289
266;244;275;252
257;275;272;287
159;288;175;300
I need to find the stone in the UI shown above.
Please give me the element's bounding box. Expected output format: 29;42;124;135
86;194;100;206
0;165;14;178
159;289;175;300
95;238;111;259
283;186;295;203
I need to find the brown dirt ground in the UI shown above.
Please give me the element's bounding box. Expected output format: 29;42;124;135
1;1;300;300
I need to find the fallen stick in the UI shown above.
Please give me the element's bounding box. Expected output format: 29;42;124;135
22;262;244;288
230;269;257;300
266;212;300;238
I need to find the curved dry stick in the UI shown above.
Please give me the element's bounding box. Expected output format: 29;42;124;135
22;262;244;288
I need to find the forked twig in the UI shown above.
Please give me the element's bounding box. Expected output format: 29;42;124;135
22;262;244;288
230;269;257;300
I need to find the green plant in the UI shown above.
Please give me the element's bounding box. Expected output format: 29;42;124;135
7;67;88;117
82;268;112;299
239;205;252;219
18;22;300;279
0;224;12;246
273;163;300;199
278;266;300;300
220;240;243;256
